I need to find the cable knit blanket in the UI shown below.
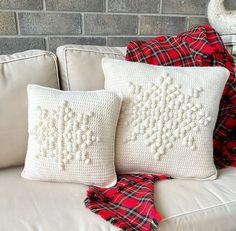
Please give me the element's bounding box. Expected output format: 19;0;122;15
84;25;236;231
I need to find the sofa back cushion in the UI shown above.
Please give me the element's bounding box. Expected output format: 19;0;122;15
56;45;126;91
0;50;59;168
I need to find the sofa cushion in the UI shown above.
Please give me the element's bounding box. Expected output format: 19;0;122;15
156;167;236;231
56;45;126;91
0;50;59;168
0;167;235;231
0;167;118;231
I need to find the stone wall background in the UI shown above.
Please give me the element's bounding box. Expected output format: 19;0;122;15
0;0;235;54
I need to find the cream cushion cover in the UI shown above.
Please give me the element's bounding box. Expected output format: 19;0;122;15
56;45;126;90
103;59;229;180
22;85;122;187
0;50;59;168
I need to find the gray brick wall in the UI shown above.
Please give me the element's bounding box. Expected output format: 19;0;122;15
0;0;235;54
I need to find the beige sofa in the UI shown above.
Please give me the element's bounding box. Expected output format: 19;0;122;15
0;46;236;231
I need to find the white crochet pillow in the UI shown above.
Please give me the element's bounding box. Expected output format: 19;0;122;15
22;85;122;187
102;58;229;180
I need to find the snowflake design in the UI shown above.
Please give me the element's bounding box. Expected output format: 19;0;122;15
120;72;212;160
29;100;100;170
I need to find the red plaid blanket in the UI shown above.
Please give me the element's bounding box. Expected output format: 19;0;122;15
85;25;236;231
125;24;236;168
85;174;169;231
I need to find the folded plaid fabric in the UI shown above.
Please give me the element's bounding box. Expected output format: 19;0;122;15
125;24;236;168
85;174;169;231
85;25;236;231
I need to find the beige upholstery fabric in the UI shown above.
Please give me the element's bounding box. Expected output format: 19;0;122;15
156;167;236;231
0;167;235;231
0;50;59;168
56;45;126;91
0;167;118;231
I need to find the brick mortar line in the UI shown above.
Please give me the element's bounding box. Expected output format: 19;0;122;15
105;36;108;46
105;0;108;13
0;9;207;17
15;12;20;35
0;9;45;12
1;35;234;42
81;12;207;17
137;15;141;35
160;0;163;14
43;2;48;50
0;35;47;38
42;0;46;11
81;13;85;35
0;9;99;14
0;35;158;38
187;16;190;30
45;37;49;50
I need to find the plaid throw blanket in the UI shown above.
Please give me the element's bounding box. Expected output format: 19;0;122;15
85;25;236;231
85;174;169;231
126;24;236;168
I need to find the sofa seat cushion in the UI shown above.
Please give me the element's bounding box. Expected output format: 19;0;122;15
0;167;117;231
156;167;236;231
0;167;235;231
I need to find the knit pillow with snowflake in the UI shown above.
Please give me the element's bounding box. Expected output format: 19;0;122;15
22;85;122;187
102;58;229;180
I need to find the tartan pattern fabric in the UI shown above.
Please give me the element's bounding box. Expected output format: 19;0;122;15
85;174;169;231
85;25;236;231
125;24;236;168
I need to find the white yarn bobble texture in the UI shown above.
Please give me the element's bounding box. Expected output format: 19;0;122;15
102;58;229;180
22;85;122;188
